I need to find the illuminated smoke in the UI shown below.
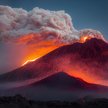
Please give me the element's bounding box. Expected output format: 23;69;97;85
0;5;105;44
79;29;105;42
0;5;79;44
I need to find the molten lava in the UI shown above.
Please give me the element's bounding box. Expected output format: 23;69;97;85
22;35;93;66
22;57;40;66
21;39;65;66
80;35;92;43
21;47;57;66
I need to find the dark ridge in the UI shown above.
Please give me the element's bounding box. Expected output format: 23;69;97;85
37;38;108;62
32;72;108;91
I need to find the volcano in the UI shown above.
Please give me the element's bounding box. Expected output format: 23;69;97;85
0;38;108;88
0;72;108;101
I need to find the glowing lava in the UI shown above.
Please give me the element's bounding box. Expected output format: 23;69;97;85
22;46;62;66
22;57;40;66
22;35;93;66
21;39;66;66
80;36;92;43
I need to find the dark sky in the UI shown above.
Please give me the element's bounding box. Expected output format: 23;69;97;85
0;0;108;39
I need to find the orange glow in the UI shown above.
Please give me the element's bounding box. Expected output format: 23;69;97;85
65;68;97;84
21;34;93;66
67;71;95;84
21;46;61;66
80;35;92;43
21;37;65;66
22;57;40;66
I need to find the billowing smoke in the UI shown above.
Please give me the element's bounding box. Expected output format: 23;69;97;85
0;5;106;73
0;5;78;44
0;5;104;44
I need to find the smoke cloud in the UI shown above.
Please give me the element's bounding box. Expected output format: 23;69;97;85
0;5;105;44
0;5;106;73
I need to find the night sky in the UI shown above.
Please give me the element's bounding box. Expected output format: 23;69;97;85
0;0;108;39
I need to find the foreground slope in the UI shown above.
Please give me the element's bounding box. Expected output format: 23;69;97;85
32;72;108;91
0;72;108;100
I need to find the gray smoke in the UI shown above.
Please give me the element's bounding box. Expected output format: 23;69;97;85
0;5;105;44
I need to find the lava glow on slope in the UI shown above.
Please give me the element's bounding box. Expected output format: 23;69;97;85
22;57;40;66
21;46;59;66
21;40;65;66
80;35;92;43
22;35;92;66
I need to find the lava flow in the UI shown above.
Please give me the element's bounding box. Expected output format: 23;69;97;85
22;35;92;66
21;40;65;66
22;57;40;66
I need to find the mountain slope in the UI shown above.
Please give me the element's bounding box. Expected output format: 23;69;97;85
32;72;108;91
0;38;108;87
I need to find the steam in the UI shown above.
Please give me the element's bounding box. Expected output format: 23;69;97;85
0;5;105;44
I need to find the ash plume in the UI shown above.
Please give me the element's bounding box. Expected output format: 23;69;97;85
0;5;105;44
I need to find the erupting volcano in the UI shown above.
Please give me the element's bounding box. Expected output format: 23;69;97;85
0;6;108;97
0;38;108;89
21;33;103;67
22;35;92;66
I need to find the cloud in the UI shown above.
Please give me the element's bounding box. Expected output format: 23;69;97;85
0;5;105;45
